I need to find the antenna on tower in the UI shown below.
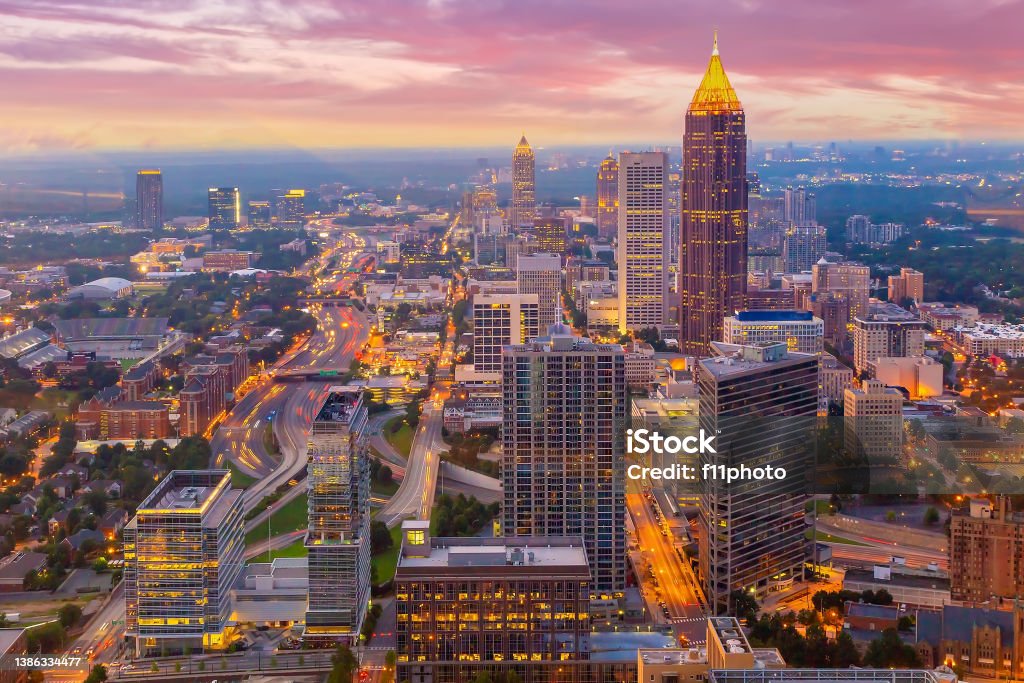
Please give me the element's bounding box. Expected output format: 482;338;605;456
712;28;720;56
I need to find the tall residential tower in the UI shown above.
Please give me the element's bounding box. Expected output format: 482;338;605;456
679;35;748;356
501;327;627;590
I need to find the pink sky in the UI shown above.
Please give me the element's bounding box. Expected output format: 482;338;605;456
0;0;1021;153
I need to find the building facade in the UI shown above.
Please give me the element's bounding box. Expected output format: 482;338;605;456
843;380;903;462
617;151;668;334
811;260;870;325
595;154;619;240
852;302;927;375
516;253;562;332
501;328;627;590
511;136;536;229
723;310;824;354
472;293;540;373
208;187;241;229
305;388;371;642
950;496;1024;603
124;470;244;656
696;342;816;613
395;522;591;681
136;170;163;231
679;37;748;356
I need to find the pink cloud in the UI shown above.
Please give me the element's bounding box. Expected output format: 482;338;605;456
0;0;1020;151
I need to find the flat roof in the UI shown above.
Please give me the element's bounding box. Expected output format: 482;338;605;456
734;310;814;322
313;387;363;425
397;536;590;578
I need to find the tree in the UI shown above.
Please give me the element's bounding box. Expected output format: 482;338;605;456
58;603;82;629
924;506;940;525
371;521;393;555
729;589;760;621
833;631;862;667
84;664;108;683
864;628;921;668
327;644;358;683
885;510;897;522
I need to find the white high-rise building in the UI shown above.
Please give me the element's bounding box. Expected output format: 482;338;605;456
617;151;668;333
471;293;540;373
516;253;562;331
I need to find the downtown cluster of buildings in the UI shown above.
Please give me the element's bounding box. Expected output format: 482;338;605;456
50;32;1017;683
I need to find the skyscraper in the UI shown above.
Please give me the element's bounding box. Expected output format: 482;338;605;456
247;200;272;228
136;169;164;231
501;327;627;590
595;153;619;240
471;293;540;373
208;187;241;229
696;341;816;614
782;224;827;272
124;470;244;656
305;388;370;641
783;186;816;226
516;252;562;331
532;216;568;256
510;135;536;229
618;151;668;334
275;189;306;229
680;35;748;356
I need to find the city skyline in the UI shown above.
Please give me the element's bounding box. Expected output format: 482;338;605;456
0;1;1022;154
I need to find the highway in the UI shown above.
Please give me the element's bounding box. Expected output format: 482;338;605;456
377;402;445;527
50;239;372;679
816;520;949;570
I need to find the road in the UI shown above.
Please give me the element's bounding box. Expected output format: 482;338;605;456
377;402;445;527
625;483;706;646
817;520;949;570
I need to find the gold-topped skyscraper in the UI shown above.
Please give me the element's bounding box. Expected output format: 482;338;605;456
510;134;536;229
679;33;748;356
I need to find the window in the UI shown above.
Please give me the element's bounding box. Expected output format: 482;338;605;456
407;530;425;545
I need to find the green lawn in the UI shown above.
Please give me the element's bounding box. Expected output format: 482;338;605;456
245;493;308;546
805;529;871;546
262;422;280;456
227;461;258;489
269;538;308;560
805;500;838;516
383;417;415;458
371;524;404;584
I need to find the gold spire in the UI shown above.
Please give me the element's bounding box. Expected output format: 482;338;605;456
517;133;530;148
689;32;741;113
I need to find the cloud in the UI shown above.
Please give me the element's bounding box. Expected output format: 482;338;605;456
0;0;1020;151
